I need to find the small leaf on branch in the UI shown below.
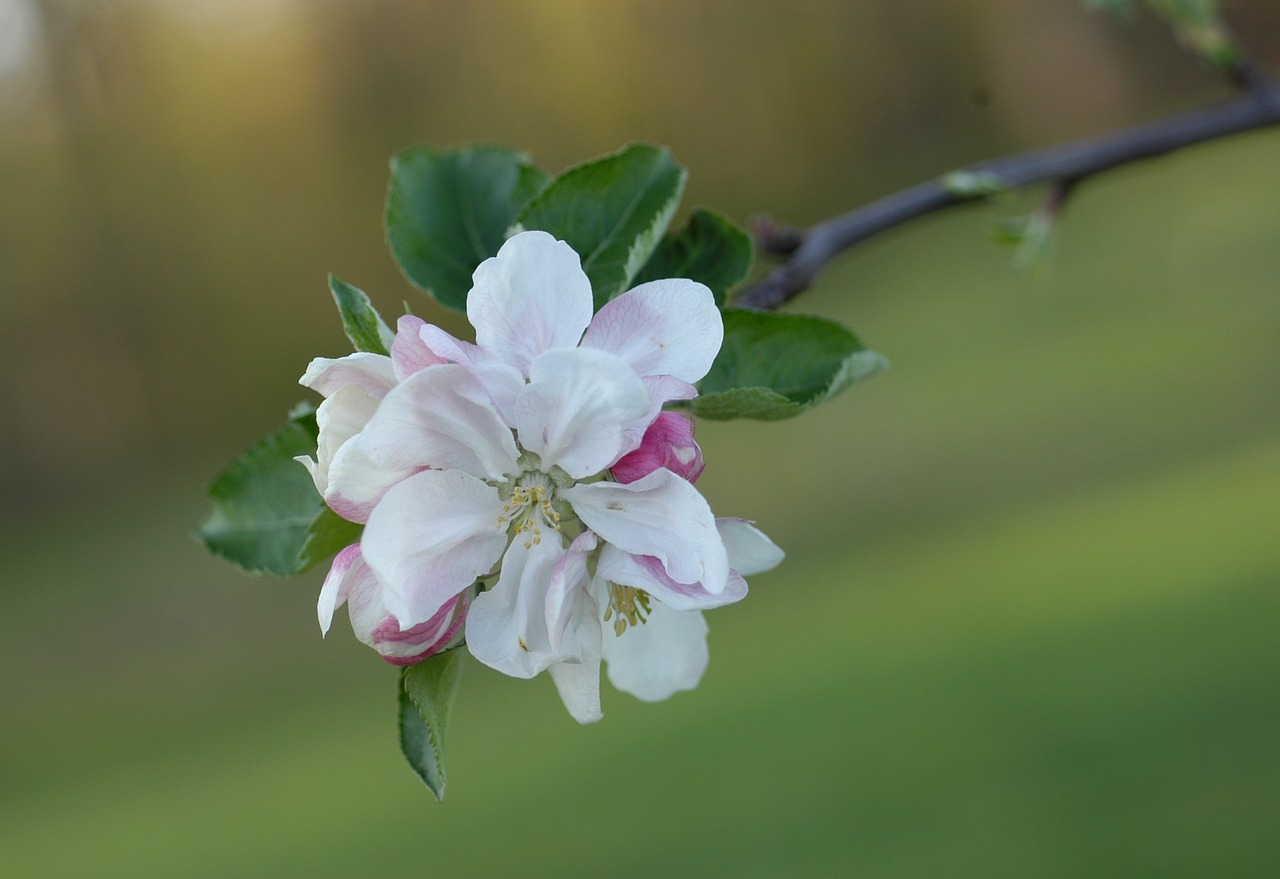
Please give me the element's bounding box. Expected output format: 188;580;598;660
197;409;329;575
328;275;395;355
516;142;687;309
632;208;753;306
692;310;888;420
992;211;1056;272
1146;0;1238;69
1090;0;1237;69
399;648;467;801
386;145;548;311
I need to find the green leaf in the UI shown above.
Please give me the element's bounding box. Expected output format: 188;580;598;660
1145;0;1237;68
516;143;686;309
298;506;363;572
328;274;395;355
399;648;467;801
632;209;753;306
197;409;327;575
692;310;888;420
386;144;548;311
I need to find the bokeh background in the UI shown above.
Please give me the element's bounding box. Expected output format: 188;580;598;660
3;1;1279;875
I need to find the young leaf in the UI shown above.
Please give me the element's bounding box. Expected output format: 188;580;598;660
328;275;395;355
516;143;686;309
386;145;548;311
399;648;467;801
632;209;753;306
691;310;888;420
197;409;327;575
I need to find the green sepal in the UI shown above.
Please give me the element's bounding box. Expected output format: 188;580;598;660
632;208;753;306
385;144;548;311
298;506;363;572
197;408;331;575
691;310;888;420
328;274;395;355
399;648;467;801
515;142;686;310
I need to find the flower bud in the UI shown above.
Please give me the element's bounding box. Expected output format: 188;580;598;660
319;544;468;666
611;411;705;484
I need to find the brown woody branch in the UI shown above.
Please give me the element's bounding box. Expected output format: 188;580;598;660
735;72;1280;311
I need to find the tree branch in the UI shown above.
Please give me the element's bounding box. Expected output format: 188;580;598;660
736;74;1280;311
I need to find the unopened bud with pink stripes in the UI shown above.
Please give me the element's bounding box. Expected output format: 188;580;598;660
611;411;705;484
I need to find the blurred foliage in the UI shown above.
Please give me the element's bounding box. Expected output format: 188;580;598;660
2;0;1280;875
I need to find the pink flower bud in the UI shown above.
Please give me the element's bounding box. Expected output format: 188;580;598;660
611;411;705;484
365;591;469;667
319;544;468;666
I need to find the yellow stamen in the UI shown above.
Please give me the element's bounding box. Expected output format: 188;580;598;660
604;583;652;637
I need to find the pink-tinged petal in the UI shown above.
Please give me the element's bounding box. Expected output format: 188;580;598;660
716;518;784;577
548;656;603;724
466;536;570;678
358;363;520;481
514;347;651;479
580;278;723;383
467;231;593;375
630;375;698;449
561;469;729;591
359;591;469;667
419;323;525;424
596;543;746;612
601;598;709;702
317;543;363;635
611;411;705;484
321;433;416;524
362;469;509;626
299;352;396;399
321;544;469;666
390;315;447;381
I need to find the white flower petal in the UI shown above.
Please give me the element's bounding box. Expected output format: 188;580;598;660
641;374;698;417
716;518;785;577
321;432;415;524
561;469;728;591
580;278;723;383
601;599;709;702
467;231;593;375
419;323;525;424
466;536;569;679
514;347;651;479
596;543;746;612
362;469;509;626
358;363;520;481
548;657;603;724
545;531;598;653
299;352;396;398
300;383;383;496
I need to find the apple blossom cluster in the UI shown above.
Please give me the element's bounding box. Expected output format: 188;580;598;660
298;231;782;721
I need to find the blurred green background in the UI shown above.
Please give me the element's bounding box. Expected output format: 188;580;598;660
3;1;1279;876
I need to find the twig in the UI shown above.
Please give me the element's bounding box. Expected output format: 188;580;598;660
735;75;1280;311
